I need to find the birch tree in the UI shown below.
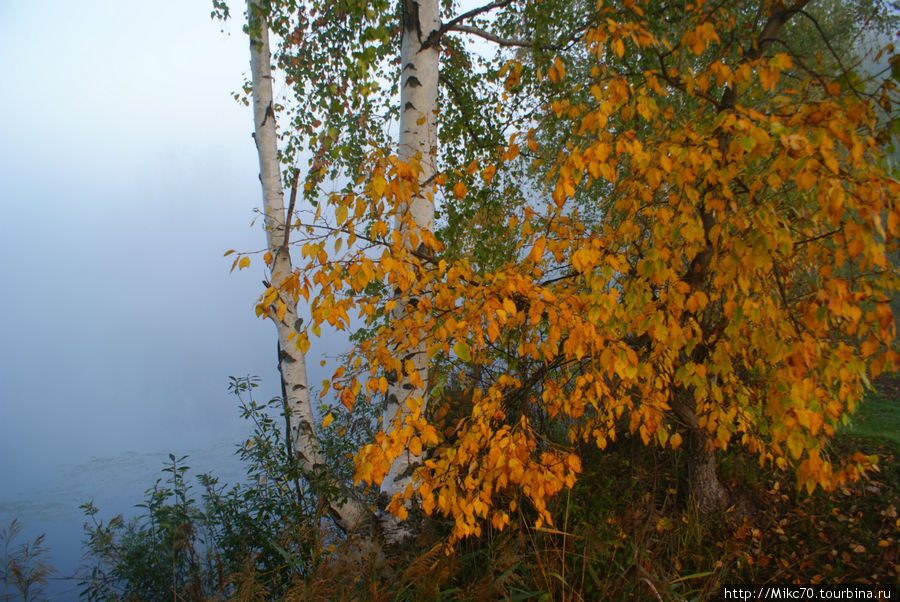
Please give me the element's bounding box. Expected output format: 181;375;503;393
244;0;366;535
377;0;440;539
231;0;538;544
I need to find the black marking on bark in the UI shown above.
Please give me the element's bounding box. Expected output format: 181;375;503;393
404;102;415;110
403;62;416;72
401;0;421;41
292;384;306;391
405;75;422;88
260;100;275;128
416;242;433;260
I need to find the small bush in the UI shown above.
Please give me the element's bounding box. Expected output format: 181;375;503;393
1;519;56;602
78;375;375;600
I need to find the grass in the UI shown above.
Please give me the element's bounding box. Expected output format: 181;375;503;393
352;376;900;600
844;375;900;449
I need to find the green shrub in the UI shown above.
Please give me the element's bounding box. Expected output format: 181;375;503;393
78;375;375;600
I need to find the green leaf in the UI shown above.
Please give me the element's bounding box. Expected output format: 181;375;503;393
453;341;471;362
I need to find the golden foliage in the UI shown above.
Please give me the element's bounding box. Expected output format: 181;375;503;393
264;1;899;541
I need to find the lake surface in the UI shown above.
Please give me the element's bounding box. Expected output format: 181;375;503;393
1;434;252;600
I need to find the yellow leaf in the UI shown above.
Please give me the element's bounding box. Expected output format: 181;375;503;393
887;211;899;235
685;291;708;313
336;203;348;225
263;252;273;265
371;174;387;198
796;170;816;191
263;286;278;306
452;181;467;199
323;413;334;427
771;53;793;70
528;237;547;263
297;334;310;354
786;431;804;460
238;256;251;270
553;56;566;79
659;154;672;172
340;388;354;410
758;67;778;91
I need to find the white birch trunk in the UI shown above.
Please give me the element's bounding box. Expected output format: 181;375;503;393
246;0;365;534
379;0;440;543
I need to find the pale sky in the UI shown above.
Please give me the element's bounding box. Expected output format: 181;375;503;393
0;0;339;505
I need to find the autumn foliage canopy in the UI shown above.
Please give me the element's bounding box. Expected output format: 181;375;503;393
245;0;900;541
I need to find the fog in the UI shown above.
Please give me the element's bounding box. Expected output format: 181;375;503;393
0;0;342;594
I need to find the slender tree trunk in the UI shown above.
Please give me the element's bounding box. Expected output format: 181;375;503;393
379;0;440;544
246;0;366;534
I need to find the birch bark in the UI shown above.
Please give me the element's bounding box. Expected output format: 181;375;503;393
379;0;441;543
246;0;366;534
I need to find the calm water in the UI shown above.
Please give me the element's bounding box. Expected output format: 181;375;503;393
1;436;250;600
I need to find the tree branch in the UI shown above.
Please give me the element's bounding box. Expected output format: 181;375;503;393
439;73;493;150
447;23;558;50
795;8;866;101
281;167;300;256
423;0;515;48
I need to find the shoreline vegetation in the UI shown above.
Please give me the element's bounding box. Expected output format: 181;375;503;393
3;374;897;600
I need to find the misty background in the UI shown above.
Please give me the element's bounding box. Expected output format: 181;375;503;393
0;0;339;595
